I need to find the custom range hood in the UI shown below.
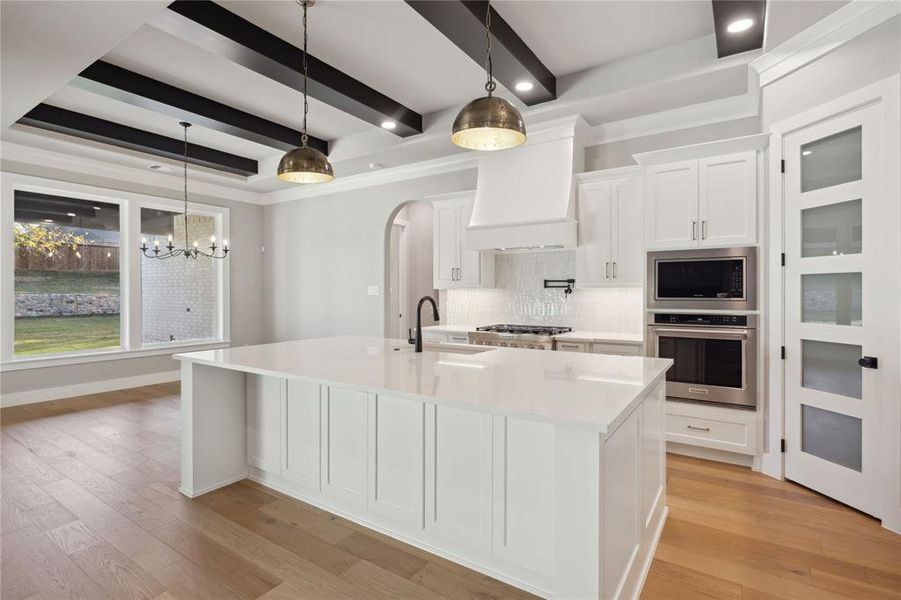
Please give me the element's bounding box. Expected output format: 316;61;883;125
466;116;587;251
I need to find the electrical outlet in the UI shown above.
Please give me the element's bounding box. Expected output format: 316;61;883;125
367;286;379;296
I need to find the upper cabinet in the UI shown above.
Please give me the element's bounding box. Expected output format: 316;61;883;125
576;168;643;287
641;146;760;250
431;192;494;289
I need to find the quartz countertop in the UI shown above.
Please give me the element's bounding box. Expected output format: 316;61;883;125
421;325;479;334
176;336;670;433
553;331;644;344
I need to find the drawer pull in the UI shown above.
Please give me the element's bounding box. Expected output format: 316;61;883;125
686;425;711;432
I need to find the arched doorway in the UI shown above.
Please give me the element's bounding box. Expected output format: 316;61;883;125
384;201;435;340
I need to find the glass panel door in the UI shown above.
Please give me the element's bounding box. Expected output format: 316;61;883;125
783;104;881;516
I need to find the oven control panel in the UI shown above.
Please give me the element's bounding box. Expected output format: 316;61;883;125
653;313;749;327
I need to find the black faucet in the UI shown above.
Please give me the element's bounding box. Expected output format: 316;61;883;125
414;295;440;352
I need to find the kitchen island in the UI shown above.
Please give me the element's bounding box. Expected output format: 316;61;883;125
176;336;671;599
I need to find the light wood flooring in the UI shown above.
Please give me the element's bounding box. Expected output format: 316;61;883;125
1;383;899;600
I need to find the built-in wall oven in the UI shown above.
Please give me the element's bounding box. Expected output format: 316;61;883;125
648;314;757;409
647;247;757;311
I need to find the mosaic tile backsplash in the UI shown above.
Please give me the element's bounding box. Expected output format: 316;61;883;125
442;250;642;332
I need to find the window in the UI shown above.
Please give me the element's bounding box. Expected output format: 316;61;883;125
140;208;219;344
2;175;229;366
13;191;121;356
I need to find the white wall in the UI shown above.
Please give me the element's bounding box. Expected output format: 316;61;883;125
263;169;476;342
761;16;901;129
0;160;265;398
402;201;436;332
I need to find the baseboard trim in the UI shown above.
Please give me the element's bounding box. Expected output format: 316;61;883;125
0;370;180;407
179;473;247;499
667;441;754;467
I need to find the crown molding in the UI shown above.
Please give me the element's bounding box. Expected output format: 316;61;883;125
633;132;770;166
751;0;901;88
1;140;263;205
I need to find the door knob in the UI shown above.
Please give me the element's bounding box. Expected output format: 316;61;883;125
858;356;878;369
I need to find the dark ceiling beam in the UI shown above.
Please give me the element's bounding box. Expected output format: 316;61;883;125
73;60;328;155
158;0;423;137
711;0;767;58
406;0;556;106
18;104;258;177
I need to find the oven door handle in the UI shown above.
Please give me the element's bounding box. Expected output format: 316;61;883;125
650;327;750;340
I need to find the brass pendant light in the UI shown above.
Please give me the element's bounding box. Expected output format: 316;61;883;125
451;0;526;151
278;0;334;183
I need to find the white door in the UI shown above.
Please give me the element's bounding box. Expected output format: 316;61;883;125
433;202;457;288
783;104;884;516
575;180;612;286
644;160;699;249
610;176;643;285
456;200;481;287
698;151;757;247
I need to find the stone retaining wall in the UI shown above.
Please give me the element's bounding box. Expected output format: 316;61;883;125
15;293;120;318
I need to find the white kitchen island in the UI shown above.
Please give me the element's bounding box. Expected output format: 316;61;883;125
176;336;672;599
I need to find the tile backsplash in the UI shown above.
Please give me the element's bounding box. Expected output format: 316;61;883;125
442;250;642;332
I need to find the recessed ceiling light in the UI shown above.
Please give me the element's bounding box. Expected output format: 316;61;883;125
514;81;534;92
380;120;397;130
727;18;754;33
93;206;101;210
802;150;812;156
66;212;76;217
43;219;53;223
368;162;386;170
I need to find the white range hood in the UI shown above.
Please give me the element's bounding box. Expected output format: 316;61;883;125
466;118;586;251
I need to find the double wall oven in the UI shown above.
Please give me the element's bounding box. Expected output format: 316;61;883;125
647;247;758;409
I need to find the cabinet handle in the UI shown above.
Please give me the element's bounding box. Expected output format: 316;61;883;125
691;221;697;240
686;424;710;432
605;262;610;278
613;262;617;278
702;220;707;240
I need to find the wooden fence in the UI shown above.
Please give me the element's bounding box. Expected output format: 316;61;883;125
15;245;120;272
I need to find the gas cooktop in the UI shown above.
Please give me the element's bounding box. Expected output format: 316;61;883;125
475;324;572;336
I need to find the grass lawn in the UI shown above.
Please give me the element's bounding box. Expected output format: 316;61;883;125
14;315;120;355
15;270;119;294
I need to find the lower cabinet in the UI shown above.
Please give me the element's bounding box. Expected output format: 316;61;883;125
246;376;665;598
665;400;757;456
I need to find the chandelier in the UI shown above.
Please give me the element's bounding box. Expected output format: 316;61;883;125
141;122;230;260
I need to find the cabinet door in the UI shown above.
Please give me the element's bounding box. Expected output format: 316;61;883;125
644;160;698;249
456;200;482;287
603;408;640;600
610;176;643;285
368;394;425;527
283;380;321;490
575;180;612;287
321;387;368;505
247;375;283;474
425;404;492;552
433;202;458;288
698;152;757;246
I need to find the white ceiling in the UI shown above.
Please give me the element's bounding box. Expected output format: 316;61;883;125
493;0;714;76
0;0;858;194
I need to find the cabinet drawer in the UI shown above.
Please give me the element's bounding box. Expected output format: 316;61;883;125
555;341;588;353
590;342;642;356
665;409;756;455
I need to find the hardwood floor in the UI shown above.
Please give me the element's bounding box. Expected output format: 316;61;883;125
1;383;899;599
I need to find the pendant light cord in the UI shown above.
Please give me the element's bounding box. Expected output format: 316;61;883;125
484;0;496;96
301;1;309;147
182;123;189;249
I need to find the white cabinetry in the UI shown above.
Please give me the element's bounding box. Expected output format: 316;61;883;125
643;151;757;250
432;192;494;289
575;169;643;287
247;375;282;473
666;400;757;456
321;387;368;505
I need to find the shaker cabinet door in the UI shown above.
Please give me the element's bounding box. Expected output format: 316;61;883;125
644;160;699;249
575;180;613;287
698;152;757;247
610;176;643;285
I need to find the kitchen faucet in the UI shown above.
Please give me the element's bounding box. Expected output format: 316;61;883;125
413;295;440;352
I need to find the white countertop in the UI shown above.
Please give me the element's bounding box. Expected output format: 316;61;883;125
554;331;644;344
176;336;670;433
425;325;643;345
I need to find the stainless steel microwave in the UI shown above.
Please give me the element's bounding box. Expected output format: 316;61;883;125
647;247;757;311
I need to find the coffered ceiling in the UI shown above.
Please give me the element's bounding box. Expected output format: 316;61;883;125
1;0;849;194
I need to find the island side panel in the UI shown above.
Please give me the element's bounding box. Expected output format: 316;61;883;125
180;361;248;497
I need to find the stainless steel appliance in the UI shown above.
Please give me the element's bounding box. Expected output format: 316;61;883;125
469;325;572;350
647;313;757;409
647;247;757;311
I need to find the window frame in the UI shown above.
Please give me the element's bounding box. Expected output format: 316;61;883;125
1;172;231;370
